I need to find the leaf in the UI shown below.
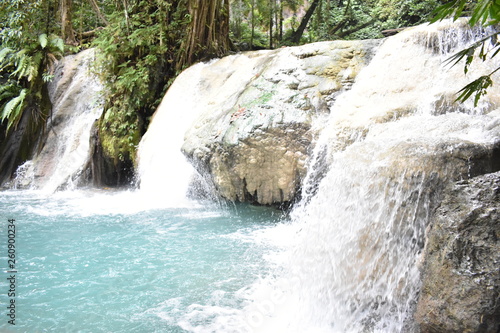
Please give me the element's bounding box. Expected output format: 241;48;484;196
0;47;13;64
444;33;499;69
39;33;48;49
50;36;65;53
453;0;468;20
491;45;500;58
1;88;27;131
430;1;461;23
0;83;20;102
470;0;492;26
489;2;500;22
11;53;29;79
455;75;493;107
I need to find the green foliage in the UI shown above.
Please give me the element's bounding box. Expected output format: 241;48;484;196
229;0;447;47
456;74;495;106
1;88;28;131
0;33;64;131
230;21;269;48
0;0;45;47
93;0;188;164
375;0;444;29
431;0;500;106
230;0;272;48
309;0;379;41
430;0;499;26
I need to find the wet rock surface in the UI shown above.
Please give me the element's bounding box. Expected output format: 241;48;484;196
415;171;500;333
182;40;381;205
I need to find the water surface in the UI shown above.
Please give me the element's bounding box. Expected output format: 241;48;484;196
0;190;283;332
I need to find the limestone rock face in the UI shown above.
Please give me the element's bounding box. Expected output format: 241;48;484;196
182;40;381;205
415;171;500;333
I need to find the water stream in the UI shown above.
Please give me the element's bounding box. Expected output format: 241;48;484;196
1;19;499;332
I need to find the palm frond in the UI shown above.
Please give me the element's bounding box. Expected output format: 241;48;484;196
455;75;493;106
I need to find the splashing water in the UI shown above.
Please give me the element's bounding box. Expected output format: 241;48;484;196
2;19;499;333
175;19;500;333
250;20;499;332
9;49;104;193
137;51;275;205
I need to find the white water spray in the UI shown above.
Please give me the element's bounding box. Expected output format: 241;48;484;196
136;62;209;201
5;18;498;332
253;20;499;332
136;51;275;203
172;19;500;333
12;49;104;193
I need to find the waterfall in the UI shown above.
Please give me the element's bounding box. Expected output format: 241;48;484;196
3;18;497;332
136;51;275;202
11;49;104;192
135;61;209;202
224;19;500;332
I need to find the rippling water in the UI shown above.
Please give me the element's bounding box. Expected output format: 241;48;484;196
0;190;284;332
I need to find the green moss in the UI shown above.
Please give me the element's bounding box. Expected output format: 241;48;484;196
258;90;274;104
98;106;141;167
241;80;277;109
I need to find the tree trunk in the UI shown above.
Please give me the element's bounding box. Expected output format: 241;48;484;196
290;0;320;44
251;0;255;48
60;0;77;45
337;18;376;38
269;0;273;49
178;0;230;70
88;0;108;26
279;0;283;42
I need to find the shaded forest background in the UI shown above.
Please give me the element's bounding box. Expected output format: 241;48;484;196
0;0;497;186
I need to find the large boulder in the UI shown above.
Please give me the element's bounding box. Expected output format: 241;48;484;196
415;171;500;333
182;40;381;205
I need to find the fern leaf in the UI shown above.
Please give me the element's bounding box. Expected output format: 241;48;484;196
11;52;29;79
0;47;13;65
0;83;20;101
1;89;27;130
39;33;48;49
50;36;65;53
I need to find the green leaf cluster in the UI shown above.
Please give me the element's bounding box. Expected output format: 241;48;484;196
0;33;64;131
229;0;448;47
430;0;500;26
93;0;188;164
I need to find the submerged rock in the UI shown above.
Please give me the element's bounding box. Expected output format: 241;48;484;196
182;40;381;205
415;171;500;333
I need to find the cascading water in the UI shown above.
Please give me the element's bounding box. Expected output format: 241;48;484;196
10;49;104;192
136;62;208;198
224;19;499;332
172;19;500;332
1;19;498;333
0;49;285;333
136;50;275;203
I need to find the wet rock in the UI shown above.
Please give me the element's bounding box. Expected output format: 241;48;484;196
182;40;381;205
415;171;500;333
10;49;105;191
